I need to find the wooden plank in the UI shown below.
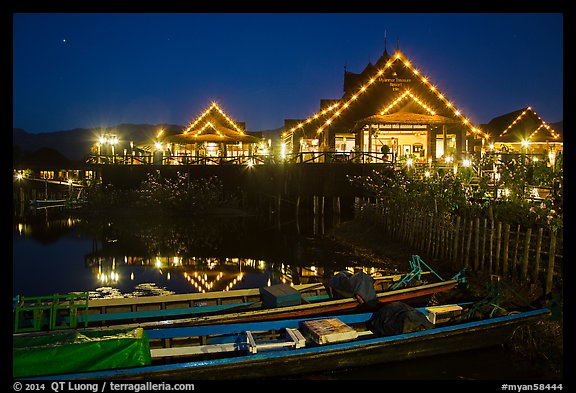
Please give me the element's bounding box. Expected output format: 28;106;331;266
246;331;257;354
81;301;256;323
150;342;243;358
285;328;306;348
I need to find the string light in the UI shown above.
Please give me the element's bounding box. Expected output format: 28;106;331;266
500;107;560;141
183;102;244;135
284;49;489;141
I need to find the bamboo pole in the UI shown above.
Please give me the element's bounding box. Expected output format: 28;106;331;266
440;219;448;260
502;223;510;276
533;227;544;283
453;216;461;266
511;224;521;280
460;217;467;264
465;219;472;269
545;231;557;295
473;217;480;271
418;210;425;251
488;219;494;275
480;218;487;272
521;227;532;282
425;212;431;252
495;221;502;276
435;215;441;258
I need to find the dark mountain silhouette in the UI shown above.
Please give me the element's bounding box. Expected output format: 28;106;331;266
13;123;283;166
13;146;75;169
13;124;185;163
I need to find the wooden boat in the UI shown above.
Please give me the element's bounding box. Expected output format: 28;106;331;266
13;257;461;331
83;276;459;328
14;300;551;380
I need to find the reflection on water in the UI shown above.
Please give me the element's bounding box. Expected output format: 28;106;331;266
85;283;176;299
13;208;397;298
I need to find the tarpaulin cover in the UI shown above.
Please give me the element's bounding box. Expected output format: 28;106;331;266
327;271;378;304
13;327;151;378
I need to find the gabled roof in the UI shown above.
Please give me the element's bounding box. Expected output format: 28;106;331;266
165;102;259;144
285;49;488;141
485;107;561;143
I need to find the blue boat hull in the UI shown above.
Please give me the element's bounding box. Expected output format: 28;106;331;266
23;308;550;380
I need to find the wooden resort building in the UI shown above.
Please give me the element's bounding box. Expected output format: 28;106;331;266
283;48;490;163
157;102;261;164
482;106;563;155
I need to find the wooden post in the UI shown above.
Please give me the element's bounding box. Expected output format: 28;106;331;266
461;218;467;265
488;219;494;275
511;224;521;280
426;214;433;255
495;221;502;276
440;218;448;260
277;194;282;216
545;231;557;295
465;219;472;269
453;216;461;266
480;218;487;272
521;227;532;282
502;223;510;276
434;215;440;258
332;196;341;218
533;227;544;283
296;196;301;216
473;217;480;271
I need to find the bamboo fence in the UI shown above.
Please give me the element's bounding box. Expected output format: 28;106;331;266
354;198;563;294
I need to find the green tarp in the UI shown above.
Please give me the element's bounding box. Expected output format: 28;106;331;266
13;327;151;378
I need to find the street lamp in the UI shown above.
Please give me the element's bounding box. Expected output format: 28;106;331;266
109;135;118;164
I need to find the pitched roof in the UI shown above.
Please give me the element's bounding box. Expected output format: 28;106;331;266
284;49;488;142
165;102;259;144
485;107;562;143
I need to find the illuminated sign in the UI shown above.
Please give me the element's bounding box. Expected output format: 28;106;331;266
381;124;427;129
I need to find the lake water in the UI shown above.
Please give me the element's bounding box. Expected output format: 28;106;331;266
13;206;404;298
12;207;562;381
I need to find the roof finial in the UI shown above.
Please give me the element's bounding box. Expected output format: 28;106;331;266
396;36;400;52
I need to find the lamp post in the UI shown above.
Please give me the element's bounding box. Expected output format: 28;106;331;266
109;135;118;164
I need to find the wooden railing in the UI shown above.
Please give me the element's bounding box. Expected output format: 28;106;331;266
85;152;404;166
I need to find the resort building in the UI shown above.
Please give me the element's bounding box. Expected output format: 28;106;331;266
283;47;490;163
156;102;261;164
482;106;563;155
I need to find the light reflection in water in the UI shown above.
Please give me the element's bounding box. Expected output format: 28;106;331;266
14;209;398;299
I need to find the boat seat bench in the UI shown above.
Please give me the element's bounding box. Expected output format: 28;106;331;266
150;328;307;358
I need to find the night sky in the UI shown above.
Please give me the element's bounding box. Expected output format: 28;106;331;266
13;13;563;134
